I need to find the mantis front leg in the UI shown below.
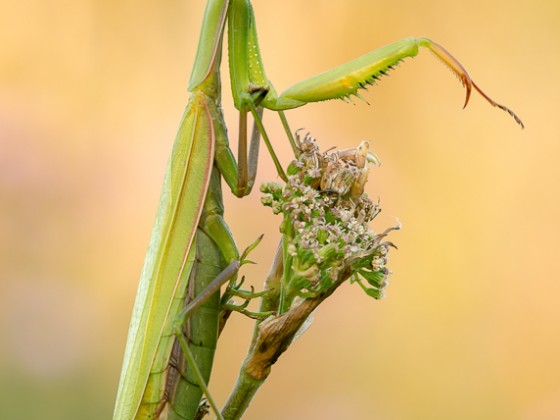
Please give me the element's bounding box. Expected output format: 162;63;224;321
274;37;524;129
228;0;523;128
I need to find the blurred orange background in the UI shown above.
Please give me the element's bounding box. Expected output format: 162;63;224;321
1;0;558;418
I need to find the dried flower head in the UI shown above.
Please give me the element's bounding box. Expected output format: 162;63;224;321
261;132;399;311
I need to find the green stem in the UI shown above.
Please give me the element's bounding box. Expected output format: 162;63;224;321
277;235;292;314
254;239;283;322
220;365;263;419
220;242;283;419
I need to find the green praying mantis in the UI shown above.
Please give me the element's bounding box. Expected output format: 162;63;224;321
113;0;523;419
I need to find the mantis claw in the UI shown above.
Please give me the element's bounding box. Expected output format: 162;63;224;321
419;37;524;129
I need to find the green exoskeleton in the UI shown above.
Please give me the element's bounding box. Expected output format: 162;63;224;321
113;0;523;419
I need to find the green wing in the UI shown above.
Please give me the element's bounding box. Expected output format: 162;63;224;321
113;94;215;419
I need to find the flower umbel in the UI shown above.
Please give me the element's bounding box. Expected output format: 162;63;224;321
261;132;399;312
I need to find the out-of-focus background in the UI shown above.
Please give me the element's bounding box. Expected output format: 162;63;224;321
1;0;558;418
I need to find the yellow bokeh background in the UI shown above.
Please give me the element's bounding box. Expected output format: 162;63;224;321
1;0;558;418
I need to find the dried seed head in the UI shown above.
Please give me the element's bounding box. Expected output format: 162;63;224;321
261;132;398;303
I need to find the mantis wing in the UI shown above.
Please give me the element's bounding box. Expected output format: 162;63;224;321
113;96;215;419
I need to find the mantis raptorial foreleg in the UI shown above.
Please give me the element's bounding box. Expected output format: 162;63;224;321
228;0;523;128
276;37;524;128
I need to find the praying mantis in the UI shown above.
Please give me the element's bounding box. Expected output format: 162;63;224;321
113;0;522;419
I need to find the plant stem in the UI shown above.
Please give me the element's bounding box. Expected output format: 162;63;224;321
220;365;263;420
221;267;349;419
